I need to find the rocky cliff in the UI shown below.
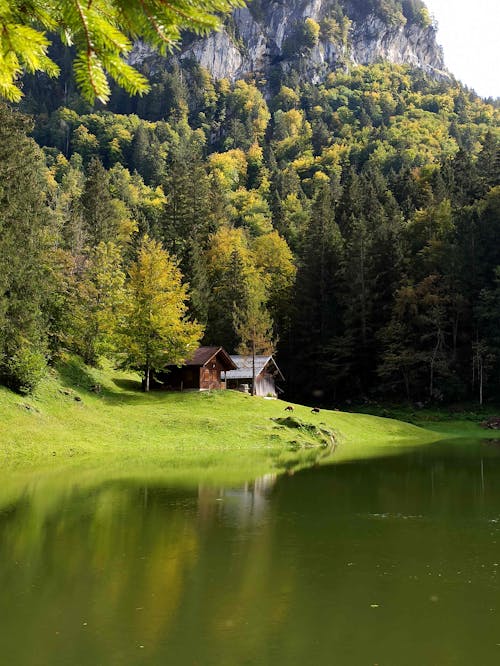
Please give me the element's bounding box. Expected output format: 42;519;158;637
157;0;447;85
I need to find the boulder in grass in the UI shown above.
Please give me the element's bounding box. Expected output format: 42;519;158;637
481;417;500;430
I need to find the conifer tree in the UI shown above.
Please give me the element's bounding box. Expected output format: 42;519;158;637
161;132;214;277
0;0;244;103
81;158;136;247
475;268;500;402
0;104;52;392
476;131;500;196
289;178;344;399
127;125;165;186
205;247;252;352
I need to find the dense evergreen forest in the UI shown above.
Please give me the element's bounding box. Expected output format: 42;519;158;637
1;54;499;404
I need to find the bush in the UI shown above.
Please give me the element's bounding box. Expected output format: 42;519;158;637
282;18;320;57
402;0;432;27
303;18;320;49
4;345;47;394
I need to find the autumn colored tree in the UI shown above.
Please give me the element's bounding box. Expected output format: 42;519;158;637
121;236;202;391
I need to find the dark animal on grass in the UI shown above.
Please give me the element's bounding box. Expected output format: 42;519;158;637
284;405;294;412
311;407;320;414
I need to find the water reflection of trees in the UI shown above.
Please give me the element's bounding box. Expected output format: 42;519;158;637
2;445;500;664
197;473;277;527
0;473;282;664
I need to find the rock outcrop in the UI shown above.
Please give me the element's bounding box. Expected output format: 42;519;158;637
133;0;448;86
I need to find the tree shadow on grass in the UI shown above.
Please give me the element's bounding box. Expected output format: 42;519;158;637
112;377;143;393
54;357;211;406
56;358;146;404
56;358;103;392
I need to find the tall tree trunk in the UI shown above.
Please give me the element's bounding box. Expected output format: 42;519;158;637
403;371;410;401
429;323;443;400
479;354;483;406
144;363;150;392
252;335;256;397
360;235;367;348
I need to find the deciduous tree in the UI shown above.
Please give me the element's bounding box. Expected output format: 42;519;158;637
121;236;202;391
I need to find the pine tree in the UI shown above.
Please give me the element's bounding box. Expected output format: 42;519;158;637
161;133;214;278
128;125;165;185
0;0;244;103
476;131;500;196
0;105;52;392
205;247;252;352
81;158;136;247
474;268;500;402
289;178;344;400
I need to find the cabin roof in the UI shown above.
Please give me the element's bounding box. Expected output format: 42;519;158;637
184;346;237;370
225;355;285;381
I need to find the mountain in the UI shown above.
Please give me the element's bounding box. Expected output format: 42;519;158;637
130;0;447;88
9;0;499;406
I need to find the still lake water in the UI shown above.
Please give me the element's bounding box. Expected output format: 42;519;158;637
2;439;500;665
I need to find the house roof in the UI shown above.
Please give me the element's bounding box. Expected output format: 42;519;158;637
225;355;285;381
184;346;237;370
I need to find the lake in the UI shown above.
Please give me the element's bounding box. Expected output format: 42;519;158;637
2;438;500;665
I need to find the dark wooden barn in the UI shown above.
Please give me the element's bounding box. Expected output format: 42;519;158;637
156;346;237;391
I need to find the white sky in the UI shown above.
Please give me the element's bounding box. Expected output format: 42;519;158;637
425;0;500;99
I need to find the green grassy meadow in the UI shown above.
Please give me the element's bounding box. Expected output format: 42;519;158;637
0;357;449;483
3;357;500;519
353;403;500;440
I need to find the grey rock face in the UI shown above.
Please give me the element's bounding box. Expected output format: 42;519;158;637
350;14;444;76
131;0;447;84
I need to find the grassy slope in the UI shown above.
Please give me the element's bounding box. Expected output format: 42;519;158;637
353;404;500;439
0;359;445;485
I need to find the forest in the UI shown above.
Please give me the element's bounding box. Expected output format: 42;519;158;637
1;55;499;405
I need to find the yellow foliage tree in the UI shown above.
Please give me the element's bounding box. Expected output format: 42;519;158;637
121;236;202;391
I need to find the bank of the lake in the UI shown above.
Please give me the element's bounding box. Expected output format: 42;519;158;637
353;403;500;441
0;358;449;483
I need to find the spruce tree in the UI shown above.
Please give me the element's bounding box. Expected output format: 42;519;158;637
161;134;214;278
81;158;135;247
289;178;344;400
0;0;244;103
205;248;252;352
0;105;52;392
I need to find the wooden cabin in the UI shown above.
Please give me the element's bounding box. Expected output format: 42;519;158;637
156;346;236;391
224;355;285;398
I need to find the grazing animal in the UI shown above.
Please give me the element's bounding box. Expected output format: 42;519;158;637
311;407;320;414
284;405;294;412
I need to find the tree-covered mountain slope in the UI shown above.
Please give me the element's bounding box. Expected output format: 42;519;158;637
1;0;499;408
